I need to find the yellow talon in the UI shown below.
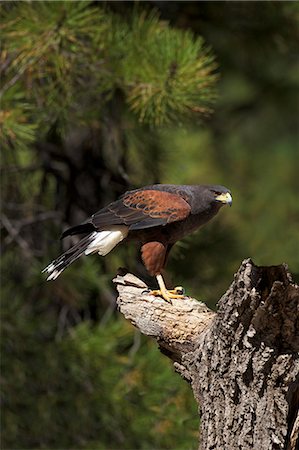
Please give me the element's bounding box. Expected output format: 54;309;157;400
149;289;171;303
168;286;185;295
148;276;186;303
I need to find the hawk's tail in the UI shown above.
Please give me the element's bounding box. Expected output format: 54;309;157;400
43;226;129;281
42;234;93;281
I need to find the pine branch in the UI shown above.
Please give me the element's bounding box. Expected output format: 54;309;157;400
1;2;218;140
116;11;218;125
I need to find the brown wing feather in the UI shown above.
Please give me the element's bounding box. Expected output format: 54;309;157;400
123;190;190;220
92;189;191;231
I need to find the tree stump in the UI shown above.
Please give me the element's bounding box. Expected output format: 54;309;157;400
113;259;299;450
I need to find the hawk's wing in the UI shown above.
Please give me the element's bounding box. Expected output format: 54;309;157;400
92;189;191;231
61;189;191;238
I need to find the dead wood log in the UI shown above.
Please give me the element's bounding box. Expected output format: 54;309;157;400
113;259;299;450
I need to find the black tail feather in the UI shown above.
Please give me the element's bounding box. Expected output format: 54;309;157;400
61;222;95;239
43;233;94;280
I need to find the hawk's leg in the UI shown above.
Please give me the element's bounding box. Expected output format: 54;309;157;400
141;242;185;302
150;274;185;303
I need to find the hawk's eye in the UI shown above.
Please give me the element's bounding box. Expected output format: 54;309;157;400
214;191;222;196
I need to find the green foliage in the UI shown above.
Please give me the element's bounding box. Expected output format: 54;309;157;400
117;11;217;125
0;85;37;151
1;1;109;133
1;265;198;449
1;1;216;144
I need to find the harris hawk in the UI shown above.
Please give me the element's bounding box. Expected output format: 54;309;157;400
43;184;232;302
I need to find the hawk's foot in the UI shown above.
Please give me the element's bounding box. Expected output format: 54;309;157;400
142;274;187;303
149;286;185;303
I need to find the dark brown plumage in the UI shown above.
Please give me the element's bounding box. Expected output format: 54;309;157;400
43;184;232;301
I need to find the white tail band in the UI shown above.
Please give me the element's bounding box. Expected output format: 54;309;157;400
84;226;129;256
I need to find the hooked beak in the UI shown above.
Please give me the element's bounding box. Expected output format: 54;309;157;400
215;192;233;207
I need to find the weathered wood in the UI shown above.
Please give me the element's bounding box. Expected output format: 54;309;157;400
114;259;299;450
113;272;215;365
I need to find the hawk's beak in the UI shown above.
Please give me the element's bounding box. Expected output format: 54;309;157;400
215;192;232;207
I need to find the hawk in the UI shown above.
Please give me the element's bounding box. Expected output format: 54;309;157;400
43;184;232;302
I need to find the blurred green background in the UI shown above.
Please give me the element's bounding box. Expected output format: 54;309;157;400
1;2;298;449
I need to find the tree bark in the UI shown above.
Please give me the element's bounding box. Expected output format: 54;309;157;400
113;259;299;450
